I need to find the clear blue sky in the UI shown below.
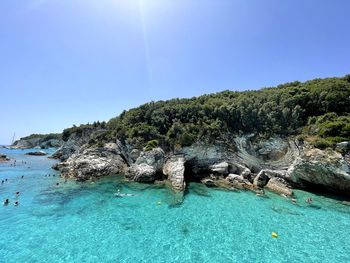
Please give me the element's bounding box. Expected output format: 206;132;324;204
1;0;349;144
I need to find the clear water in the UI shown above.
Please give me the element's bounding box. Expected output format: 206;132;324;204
1;149;350;263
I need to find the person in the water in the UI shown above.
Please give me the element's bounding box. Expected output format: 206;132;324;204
306;197;313;203
114;193;137;198
16;192;20;196
3;199;9;206
14;201;19;206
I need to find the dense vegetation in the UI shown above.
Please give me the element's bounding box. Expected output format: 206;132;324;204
60;75;350;150
62;121;106;141
101;75;350;149
20;133;62;141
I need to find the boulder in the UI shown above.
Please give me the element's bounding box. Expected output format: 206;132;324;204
232;163;252;179
163;155;186;192
225;173;254;190
127;163;157;182
209;162;229;175
253;170;270;187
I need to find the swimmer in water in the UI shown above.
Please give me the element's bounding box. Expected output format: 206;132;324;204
114;193;137;198
3;199;9;206
306;197;313;203
14;201;19;206
16;192;20;196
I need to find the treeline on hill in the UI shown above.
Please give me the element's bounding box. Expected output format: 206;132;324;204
64;75;350;150
20;133;62;141
62;121;107;141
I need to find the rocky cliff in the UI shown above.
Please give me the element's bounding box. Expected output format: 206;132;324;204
53;135;350;199
12;135;63;149
51;128;106;161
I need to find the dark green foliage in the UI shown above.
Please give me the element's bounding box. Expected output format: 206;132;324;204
96;141;104;148
144;139;158;151
312;138;333;150
100;75;350;149
62;122;106;141
20;133;62;141
305;113;350;148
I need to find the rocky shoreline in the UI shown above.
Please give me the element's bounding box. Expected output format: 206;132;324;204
52;133;350;202
0;154;10;162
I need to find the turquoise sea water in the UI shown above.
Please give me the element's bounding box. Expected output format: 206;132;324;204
1;149;350;263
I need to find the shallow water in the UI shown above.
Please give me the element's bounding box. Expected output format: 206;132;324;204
1;149;350;262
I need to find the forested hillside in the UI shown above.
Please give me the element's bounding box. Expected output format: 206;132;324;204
64;75;350;150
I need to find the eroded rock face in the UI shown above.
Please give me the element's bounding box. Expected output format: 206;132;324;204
135;147;165;173
127;163;156;182
53;144;128;181
52;129;106;161
288;148;350;194
12;137;63;149
52;134;350;198
163;155;186;192
179;144;230;177
126;147;165;182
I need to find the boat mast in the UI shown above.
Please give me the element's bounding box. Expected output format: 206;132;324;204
11;132;16;144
